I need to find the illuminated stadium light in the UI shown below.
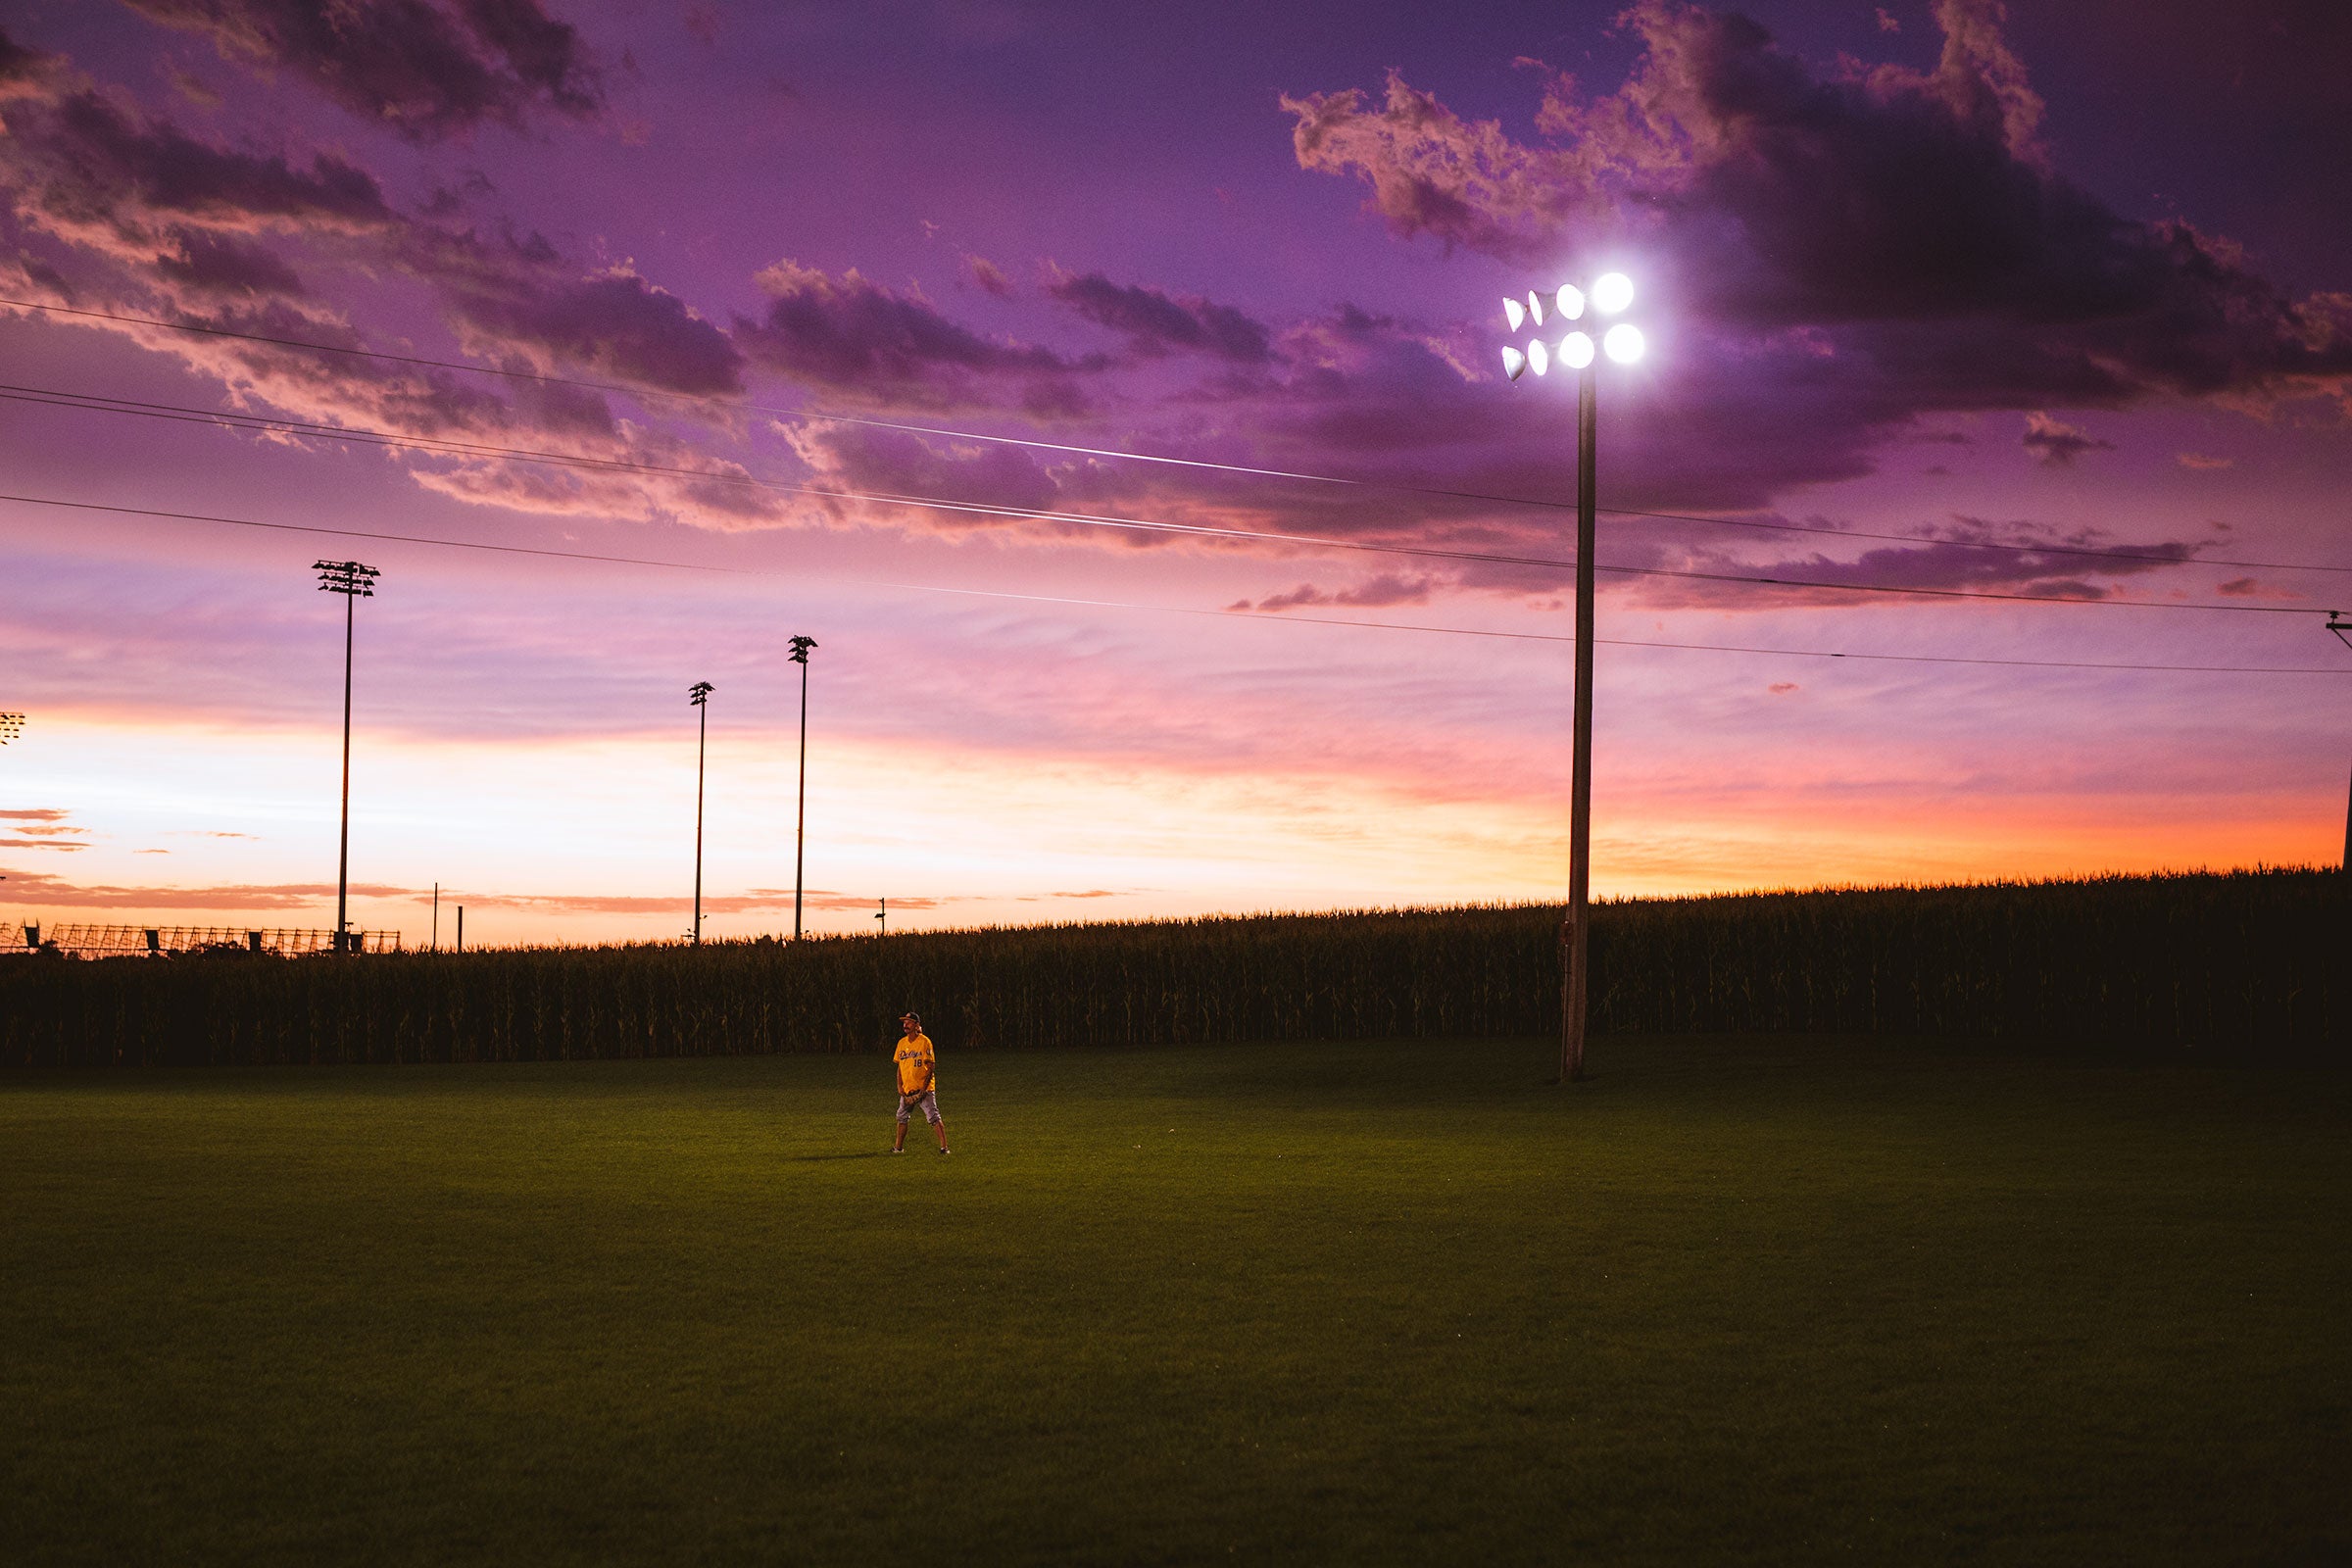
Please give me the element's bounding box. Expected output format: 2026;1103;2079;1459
1488;273;1654;1088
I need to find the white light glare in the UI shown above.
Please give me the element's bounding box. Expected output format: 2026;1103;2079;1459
1527;337;1549;376
1500;345;1527;381
1592;272;1635;314
1502;298;1525;332
1603;323;1644;364
1554;284;1585;320
1526;291;1545;327
1560;331;1595;369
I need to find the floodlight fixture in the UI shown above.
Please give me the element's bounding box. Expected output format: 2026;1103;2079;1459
1592;271;1635;314
1527;338;1549;377
1526;290;1546;327
0;711;22;746
314;559;379;598
1604;323;1645;364
1503;297;1526;332
1501;345;1527;381
1560;331;1595;369
1555;284;1586;320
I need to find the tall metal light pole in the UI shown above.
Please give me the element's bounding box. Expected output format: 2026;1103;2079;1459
689;681;714;945
788;635;818;938
1498;275;1645;1083
315;561;380;954
2330;612;2351;870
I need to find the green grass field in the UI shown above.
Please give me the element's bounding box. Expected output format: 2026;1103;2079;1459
6;1037;2347;1565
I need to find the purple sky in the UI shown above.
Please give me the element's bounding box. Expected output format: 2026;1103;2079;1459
3;0;2348;944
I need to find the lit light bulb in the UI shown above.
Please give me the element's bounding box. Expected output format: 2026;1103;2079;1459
1554;284;1585;320
1526;290;1545;327
1527;338;1549;376
1592;272;1634;314
1602;323;1644;364
1560;331;1595;369
1502;298;1525;332
1500;345;1527;381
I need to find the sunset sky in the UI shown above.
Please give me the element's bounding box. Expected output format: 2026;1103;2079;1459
3;0;2348;946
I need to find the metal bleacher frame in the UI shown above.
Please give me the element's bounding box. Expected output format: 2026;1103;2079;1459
10;923;403;957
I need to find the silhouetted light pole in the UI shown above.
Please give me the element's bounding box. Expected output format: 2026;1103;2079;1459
1499;274;1645;1084
0;712;23;746
690;680;714;945
315;561;380;954
789;635;818;938
875;897;886;937
2331;612;2351;870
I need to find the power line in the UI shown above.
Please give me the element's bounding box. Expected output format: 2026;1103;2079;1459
6;294;2344;579
3;488;2344;676
0;380;2327;617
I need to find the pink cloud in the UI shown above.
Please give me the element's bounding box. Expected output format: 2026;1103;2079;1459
2021;412;2115;466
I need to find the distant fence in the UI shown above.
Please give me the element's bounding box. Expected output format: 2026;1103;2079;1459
12;923;403;958
0;870;2340;1069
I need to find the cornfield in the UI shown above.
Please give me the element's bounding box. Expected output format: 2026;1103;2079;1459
2;868;2340;1069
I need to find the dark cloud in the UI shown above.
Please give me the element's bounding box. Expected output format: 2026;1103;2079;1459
154;228;308;297
1047;270;1274;363
119;0;602;139
2020;412;2112;465
419;229;746;395
1;87;396;263
1608;526;2204;612
736;259;1097;414
0;24;67;101
1286;0;2352;420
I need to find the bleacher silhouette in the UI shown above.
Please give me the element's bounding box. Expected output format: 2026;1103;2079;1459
12;923;402;956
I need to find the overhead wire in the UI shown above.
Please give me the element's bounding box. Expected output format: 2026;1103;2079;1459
3;489;2344;677
5;294;2345;578
0;380;2329;617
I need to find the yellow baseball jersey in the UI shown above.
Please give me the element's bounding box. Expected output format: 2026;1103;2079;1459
894;1033;936;1095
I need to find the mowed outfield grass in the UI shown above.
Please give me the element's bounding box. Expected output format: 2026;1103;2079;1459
4;1037;2347;1566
